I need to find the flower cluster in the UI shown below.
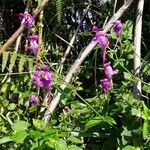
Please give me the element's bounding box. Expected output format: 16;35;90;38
19;11;39;56
92;20;122;92
19;11;34;28
100;62;118;92
19;12;53;104
28;66;53;104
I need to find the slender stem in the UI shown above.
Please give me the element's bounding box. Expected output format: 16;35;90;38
58;5;90;74
113;0;118;14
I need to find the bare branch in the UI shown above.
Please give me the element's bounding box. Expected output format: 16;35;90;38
133;0;144;99
43;0;135;123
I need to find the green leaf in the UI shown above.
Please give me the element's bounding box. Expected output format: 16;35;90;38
33;119;46;130
55;139;67;150
68;145;83;150
1;83;8;93
143;120;150;140
143;84;150;93
124;72;132;81
11;131;28;144
68;136;82;144
9;53;17;72
122;146;140;150
123;20;133;40
131;108;141;117
18;56;26;72
13;120;29;132
0;136;12;144
85;116;116;129
8;103;16;110
142;102;150;120
2;52;9;72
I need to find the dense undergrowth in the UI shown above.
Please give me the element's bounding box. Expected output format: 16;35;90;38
0;0;150;149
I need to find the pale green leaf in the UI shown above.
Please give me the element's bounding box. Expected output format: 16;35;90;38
2;52;9;72
55;139;67;150
85;116;116;129
13;120;29;132
143;120;150;140
0;136;12;145
68;145;83;150
68;136;82;144
122;146;140;150
11;131;28;144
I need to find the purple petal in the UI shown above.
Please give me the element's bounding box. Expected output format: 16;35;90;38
100;78;111;93
92;26;100;33
28;95;39;105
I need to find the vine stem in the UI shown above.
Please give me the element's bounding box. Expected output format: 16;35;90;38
0;0;52;55
133;0;144;99
43;0;135;123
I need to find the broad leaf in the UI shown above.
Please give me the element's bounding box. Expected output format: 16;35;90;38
0;136;12;144
85;116;116;129
13;120;29;132
11;131;28;144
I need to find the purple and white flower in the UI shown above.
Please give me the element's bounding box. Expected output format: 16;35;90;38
103;61;118;79
19;11;34;28
33;66;53;90
114;20;123;34
100;78;111;93
92;26;109;49
27;35;39;55
63;106;71;113
92;26;109;63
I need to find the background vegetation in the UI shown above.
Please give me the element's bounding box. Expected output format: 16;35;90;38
0;0;150;149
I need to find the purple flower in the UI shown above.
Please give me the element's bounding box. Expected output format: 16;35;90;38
92;26;109;63
114;20;123;34
103;61;118;79
33;66;53;89
100;78;111;93
28;95;39;105
27;35;39;55
92;26;109;48
63;106;71;113
19;11;34;28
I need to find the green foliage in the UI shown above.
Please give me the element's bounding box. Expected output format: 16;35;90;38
0;0;150;149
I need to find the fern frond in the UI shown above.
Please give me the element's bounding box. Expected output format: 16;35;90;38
18;56;26;72
2;52;9;72
9;53;17;72
55;0;63;24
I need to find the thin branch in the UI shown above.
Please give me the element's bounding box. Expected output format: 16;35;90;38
133;0;144;99
43;0;135;123
0;0;52;55
60;5;90;65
